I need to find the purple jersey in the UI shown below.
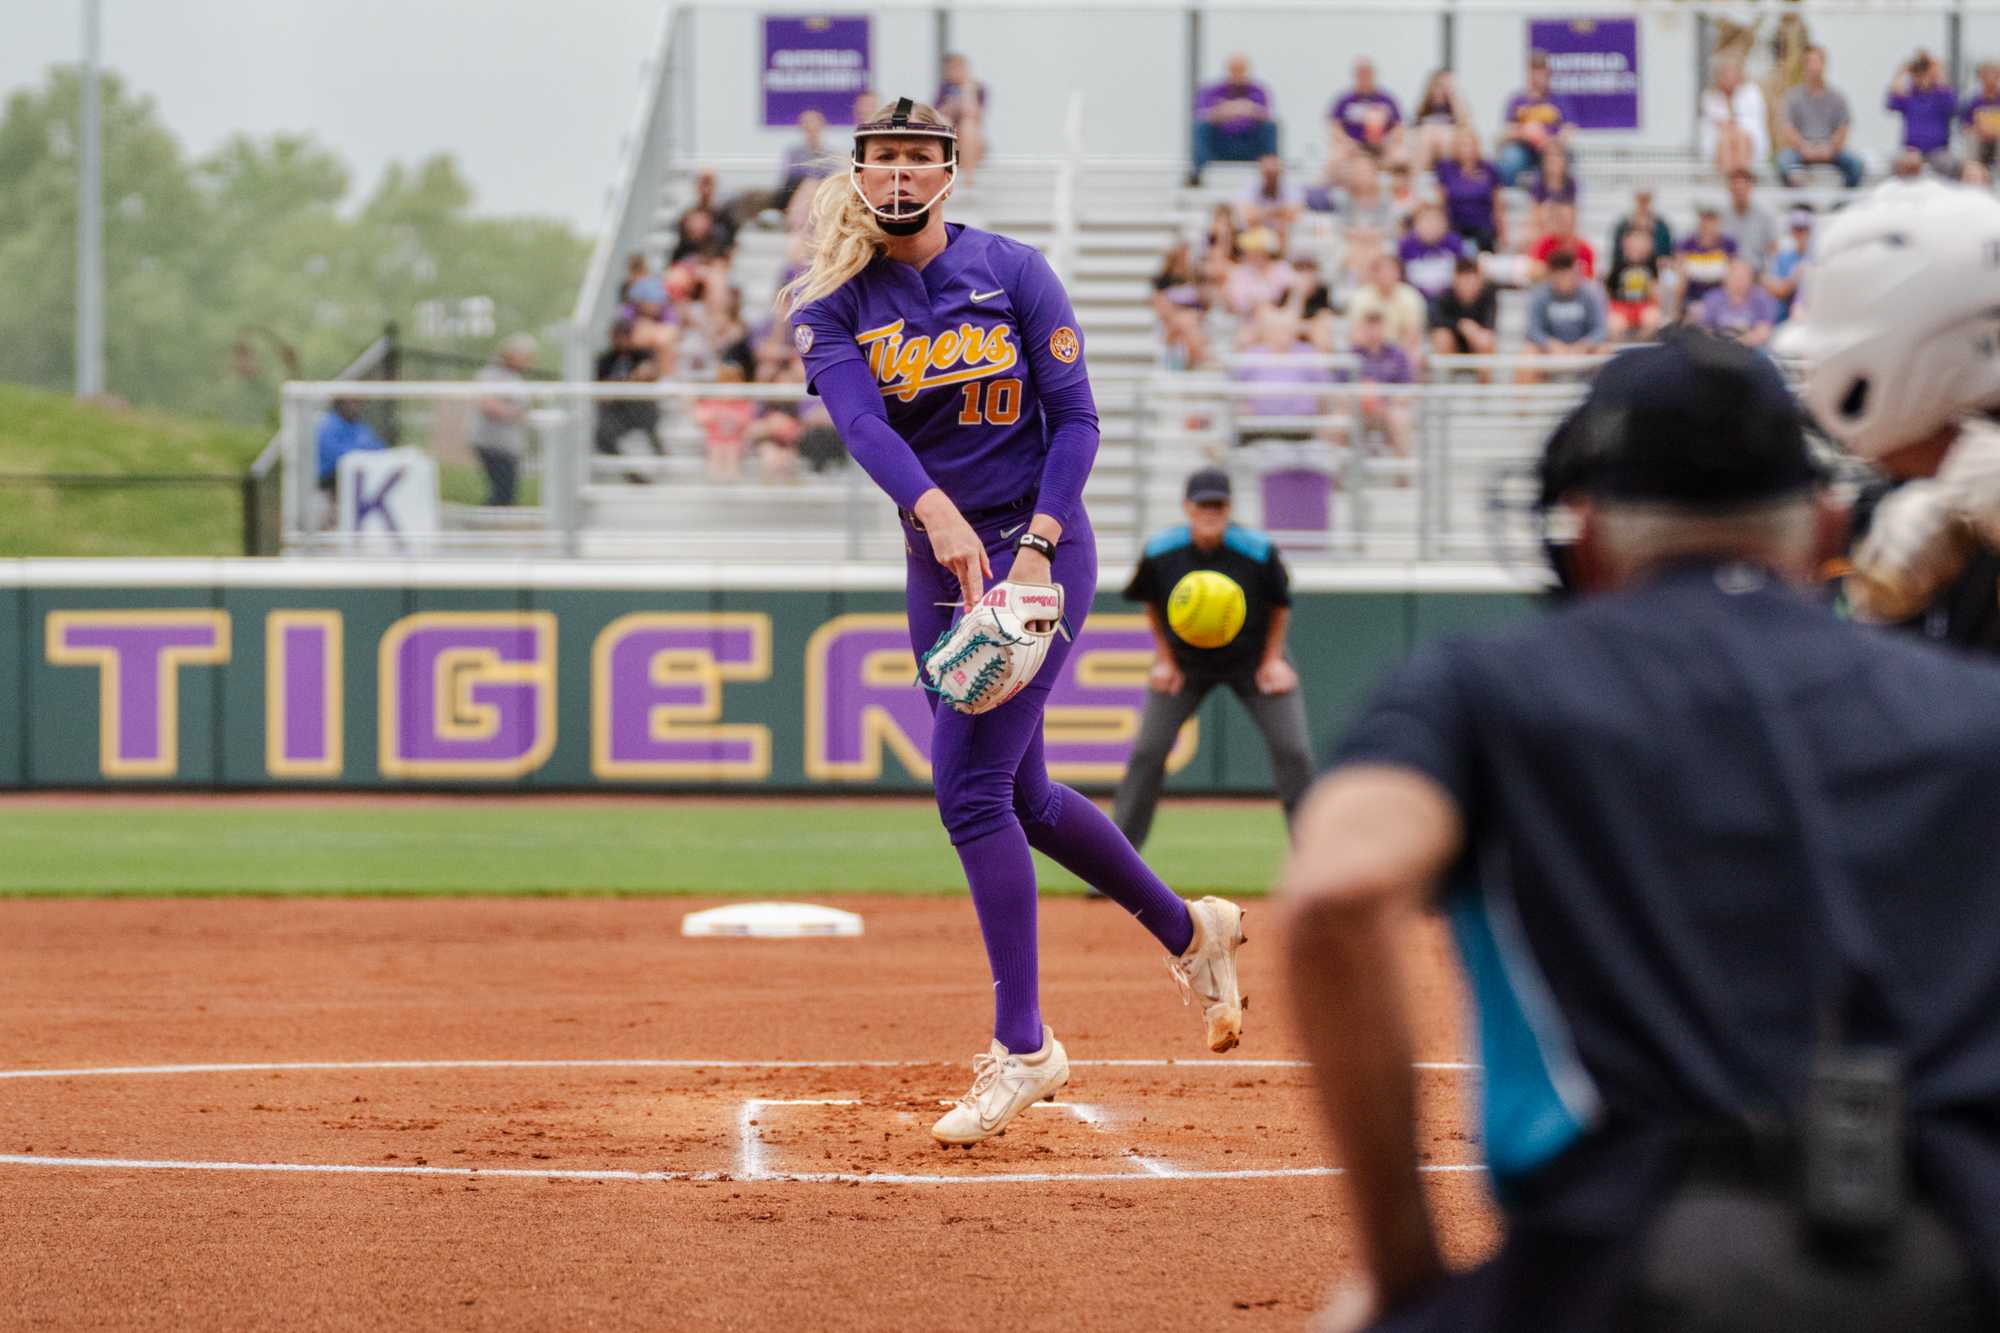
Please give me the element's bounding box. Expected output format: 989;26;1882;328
1696;284;1779;338
1435;158;1500;237
795;224;1093;520
1398;232;1468;299
1330;90;1401;140
1889;86;1957;152
1196;79;1271;135
1504;91;1570;138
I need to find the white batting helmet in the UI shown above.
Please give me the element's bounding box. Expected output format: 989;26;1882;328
1775;180;2000;461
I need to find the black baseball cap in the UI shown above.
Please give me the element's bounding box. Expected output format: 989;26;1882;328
1539;331;1824;511
1185;468;1232;503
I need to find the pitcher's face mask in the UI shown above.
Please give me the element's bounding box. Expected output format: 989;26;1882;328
851;97;958;236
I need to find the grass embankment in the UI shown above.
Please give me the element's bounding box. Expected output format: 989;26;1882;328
0;798;1289;897
0;382;268;557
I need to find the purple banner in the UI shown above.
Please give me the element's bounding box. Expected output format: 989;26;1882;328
764;14;871;127
1530;17;1640;131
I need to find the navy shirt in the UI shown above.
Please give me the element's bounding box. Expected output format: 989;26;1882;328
1334;562;2000;1279
1124;523;1289;678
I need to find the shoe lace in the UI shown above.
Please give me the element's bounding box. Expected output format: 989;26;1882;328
960;1052;1002;1105
1166;952;1221;1008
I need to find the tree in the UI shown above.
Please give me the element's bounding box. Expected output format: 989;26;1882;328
0;66;590;426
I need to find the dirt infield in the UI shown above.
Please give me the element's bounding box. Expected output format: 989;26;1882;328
0;897;1497;1331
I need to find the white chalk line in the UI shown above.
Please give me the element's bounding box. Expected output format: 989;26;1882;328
0;1058;1479;1081
0;1154;1487;1186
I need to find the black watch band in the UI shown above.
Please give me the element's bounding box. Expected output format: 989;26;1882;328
1014;531;1057;561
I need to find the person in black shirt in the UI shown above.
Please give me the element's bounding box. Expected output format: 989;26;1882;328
1426;258;1496;358
1112;468;1313;850
1280;334;1997;1332
593;318;662;464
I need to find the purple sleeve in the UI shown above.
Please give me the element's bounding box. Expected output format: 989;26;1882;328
1888;91;1908;114
1005;244;1099;530
1195;82;1222;114
796;283;936;510
810;359;937;512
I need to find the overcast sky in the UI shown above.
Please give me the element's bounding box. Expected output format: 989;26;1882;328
3;0;668;231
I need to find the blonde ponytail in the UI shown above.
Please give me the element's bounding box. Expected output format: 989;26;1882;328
778;170;886;315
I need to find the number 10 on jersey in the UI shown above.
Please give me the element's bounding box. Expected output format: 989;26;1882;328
958;377;1023;426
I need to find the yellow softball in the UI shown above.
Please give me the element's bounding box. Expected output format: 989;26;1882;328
1166;569;1247;649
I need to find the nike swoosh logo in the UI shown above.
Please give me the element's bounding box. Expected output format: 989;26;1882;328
999;522;1026;539
969;288;1004;303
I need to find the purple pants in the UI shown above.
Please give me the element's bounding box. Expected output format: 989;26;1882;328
903;503;1194;1053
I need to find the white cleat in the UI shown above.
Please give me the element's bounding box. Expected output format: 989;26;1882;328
930;1026;1070;1147
1168;896;1248;1053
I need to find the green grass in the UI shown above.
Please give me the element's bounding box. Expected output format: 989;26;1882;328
0;798;1289;897
0;382;268;557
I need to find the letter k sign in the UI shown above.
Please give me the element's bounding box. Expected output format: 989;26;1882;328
353;466;405;533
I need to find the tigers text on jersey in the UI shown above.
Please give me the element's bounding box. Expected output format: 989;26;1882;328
794;224;1087;516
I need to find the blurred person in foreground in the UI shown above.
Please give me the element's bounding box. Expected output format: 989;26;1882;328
1778;179;2000;652
1113;467;1310;850
471;333;538;507
1283;330;2000;1332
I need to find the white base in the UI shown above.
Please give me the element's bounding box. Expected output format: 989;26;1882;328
680;902;864;939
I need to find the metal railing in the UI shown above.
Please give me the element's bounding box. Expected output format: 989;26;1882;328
1049;92;1086;286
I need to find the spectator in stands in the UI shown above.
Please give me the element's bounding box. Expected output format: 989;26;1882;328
1719;166;1779;273
1200;202;1241;290
1328;57;1405;171
1695;257;1779;348
1428;256;1498;359
1233;307;1334;447
694;365;756;480
1606;187;1673;272
618;252;654;304
851;90;879;125
1763;205;1813;321
1497;51;1572;187
1891;146;1927;180
696;284;754;380
1962;61;2000;168
1530;200;1596;279
314;398;386;501
1962;160;1993;186
778;110;836;213
471;333;538;507
1889;50;1959;174
1700;56;1768;178
1153;241;1213;370
1222;227;1298;320
1285;255;1339;351
1522;251;1609;379
1240;154;1306;249
625;274;679;368
1347;252;1429;362
1192;53;1278;184
936;53;989;185
1335;155;1398;275
1436;126;1504;253
677;170;738;256
1387;164;1422;231
1342;309;1415;457
1409;69;1471;173
593;318;662;465
1398;202;1470;302
1777;45;1863;187
1526;142;1579;235
1676;206;1738;308
1606;227;1665;342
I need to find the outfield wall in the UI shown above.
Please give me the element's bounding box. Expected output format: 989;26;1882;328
0;562;1538;792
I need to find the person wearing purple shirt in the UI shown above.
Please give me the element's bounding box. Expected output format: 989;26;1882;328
784;99;1244;1147
1329;57;1405;168
1695;258;1779;349
1435;126;1505;252
1398;203;1470;300
1193;52;1278;183
1888;51;1960;170
1498;51;1573;185
1961;61;2000;167
1340;310;1415;456
1676;208;1738;307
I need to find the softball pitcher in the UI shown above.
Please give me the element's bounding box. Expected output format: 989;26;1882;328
782;99;1248;1147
